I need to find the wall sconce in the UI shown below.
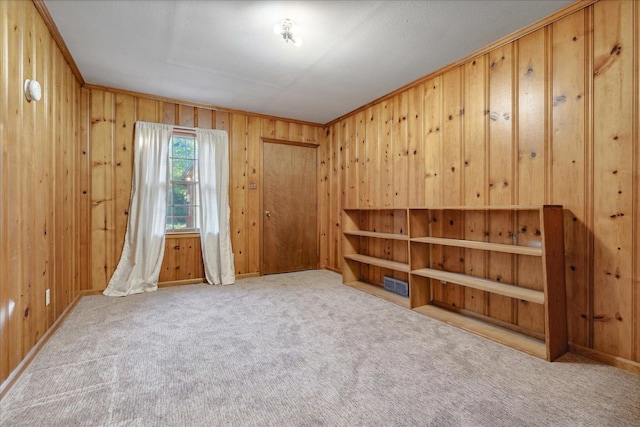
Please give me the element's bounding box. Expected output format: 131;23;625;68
24;79;42;102
273;19;303;47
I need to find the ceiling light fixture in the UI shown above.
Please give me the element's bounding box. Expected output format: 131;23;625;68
273;19;303;47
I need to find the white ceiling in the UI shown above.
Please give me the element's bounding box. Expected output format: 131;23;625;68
44;0;573;124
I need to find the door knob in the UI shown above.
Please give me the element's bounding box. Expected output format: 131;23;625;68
264;210;271;218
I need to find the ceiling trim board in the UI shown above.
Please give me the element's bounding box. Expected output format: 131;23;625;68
324;0;599;127
32;0;84;85
81;84;324;128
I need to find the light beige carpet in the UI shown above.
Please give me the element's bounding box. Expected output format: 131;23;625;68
1;270;638;426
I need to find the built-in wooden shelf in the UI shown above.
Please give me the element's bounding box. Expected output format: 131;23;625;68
343;254;410;273
344;230;409;241
345;280;410;309
342;205;567;362
412;304;547;360
410;237;542;256
411;268;545;304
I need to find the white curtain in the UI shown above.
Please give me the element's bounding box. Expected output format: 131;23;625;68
197;128;235;285
103;122;173;296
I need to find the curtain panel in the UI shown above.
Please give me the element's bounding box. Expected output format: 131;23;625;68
197;128;235;285
103;122;173;296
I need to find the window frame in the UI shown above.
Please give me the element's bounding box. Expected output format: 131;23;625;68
166;130;200;234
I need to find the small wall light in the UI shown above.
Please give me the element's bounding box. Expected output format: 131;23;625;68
24;79;42;102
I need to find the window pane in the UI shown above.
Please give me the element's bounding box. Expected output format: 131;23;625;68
172;136;195;159
171;159;195;180
165;207;173;230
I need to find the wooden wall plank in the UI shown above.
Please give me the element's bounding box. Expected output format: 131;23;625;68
393;92;409;208
338;121;347;269
276;120;289;140
162;102;176;125
46;29;56;327
302;124;316;144
592;0;634;359
318;127;330;268
216;111;229;132
79;89;91;291
262;118;276;139
196;107;212;129
137;97;159;123
438;68;463;305
0;0;8;382
328;125;339;270
365;106;379;208
423;79;441;205
488;45;515;323
90;90;115;290
634;0;640;363
364;106;379;279
230;113;248;275
113;94;135;264
463;56;488;315
345;116;357;208
178;104;194;127
289;122;303;142
355;110;367;207
22;2;37;354
441;68;462;206
54;46;63;317
551;9;590;347
35;14;53;339
517;27;548;335
407;84;425;206
246;115;261;274
518;29;547;204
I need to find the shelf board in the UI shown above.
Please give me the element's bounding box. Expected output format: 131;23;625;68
413;304;547;360
411;268;544;304
410;237;542;256
407;205;558;211
344;280;410;309
343;207;408;211
344;230;409;241
344;254;410;272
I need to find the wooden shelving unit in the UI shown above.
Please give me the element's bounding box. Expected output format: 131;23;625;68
342;205;568;361
342;208;410;308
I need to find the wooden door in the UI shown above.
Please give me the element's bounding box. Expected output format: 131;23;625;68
262;142;317;274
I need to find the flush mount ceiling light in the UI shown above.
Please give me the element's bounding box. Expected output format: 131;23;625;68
273;19;303;47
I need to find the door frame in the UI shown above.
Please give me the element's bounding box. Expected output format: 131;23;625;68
260;137;319;275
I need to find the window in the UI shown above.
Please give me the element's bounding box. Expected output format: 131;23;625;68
166;132;199;232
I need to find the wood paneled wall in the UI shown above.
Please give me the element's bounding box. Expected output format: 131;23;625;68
0;0;82;386
81;87;323;291
320;0;640;365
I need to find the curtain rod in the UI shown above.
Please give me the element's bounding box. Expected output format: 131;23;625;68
173;125;197;132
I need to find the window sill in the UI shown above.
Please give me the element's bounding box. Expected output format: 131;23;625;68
165;232;200;239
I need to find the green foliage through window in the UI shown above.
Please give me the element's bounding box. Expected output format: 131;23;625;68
167;134;199;232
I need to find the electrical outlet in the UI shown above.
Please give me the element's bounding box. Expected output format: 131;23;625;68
45;289;50;306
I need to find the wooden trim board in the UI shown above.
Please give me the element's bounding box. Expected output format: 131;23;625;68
411;268;545;304
411;236;542;256
344;254;410;273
